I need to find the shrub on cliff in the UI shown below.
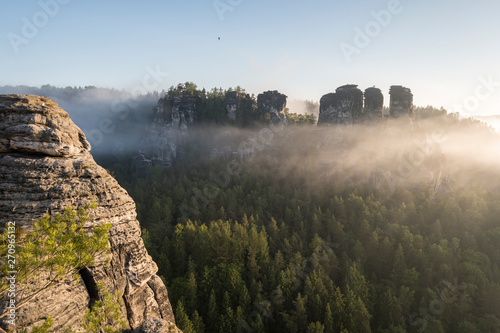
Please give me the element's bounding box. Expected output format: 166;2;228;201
0;203;111;322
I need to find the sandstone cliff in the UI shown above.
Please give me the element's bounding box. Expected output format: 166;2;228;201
363;87;384;121
134;95;197;170
225;90;252;123
389;85;413;118
0;95;179;332
257;90;288;125
318;85;363;126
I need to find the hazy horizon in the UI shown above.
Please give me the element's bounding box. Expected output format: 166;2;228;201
1;0;500;118
1;83;499;134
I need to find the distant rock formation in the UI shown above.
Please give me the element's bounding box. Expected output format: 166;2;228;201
318;85;363;125
257;90;288;124
0;95;179;332
225;91;239;122
136;95;197;168
389;85;413;118
134;88;263;172
363;87;384;121
224;90;253;123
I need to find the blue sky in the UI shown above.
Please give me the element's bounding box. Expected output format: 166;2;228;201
1;0;500;116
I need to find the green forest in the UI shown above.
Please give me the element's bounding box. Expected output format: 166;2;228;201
101;101;500;333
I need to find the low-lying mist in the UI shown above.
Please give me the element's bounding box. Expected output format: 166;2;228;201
2;85;499;194
286;99;319;118
181;116;500;196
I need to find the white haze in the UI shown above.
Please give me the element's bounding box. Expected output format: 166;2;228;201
2;85;500;184
187;117;500;195
473;115;500;133
286;99;319;118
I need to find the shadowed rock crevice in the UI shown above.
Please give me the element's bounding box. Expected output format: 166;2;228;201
78;267;100;308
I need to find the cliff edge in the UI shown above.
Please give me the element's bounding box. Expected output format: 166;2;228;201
0;95;179;332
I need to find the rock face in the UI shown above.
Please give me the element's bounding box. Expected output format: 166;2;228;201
0;95;179;332
224;91;253;122
225;91;239;122
389;85;413;118
137;96;197;168
318;85;363;125
0;95;90;156
257;90;288;124
363;87;384;121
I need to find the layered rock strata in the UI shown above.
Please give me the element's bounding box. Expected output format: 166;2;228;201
0;95;178;332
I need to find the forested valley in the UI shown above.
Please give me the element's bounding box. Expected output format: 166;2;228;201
98;105;500;333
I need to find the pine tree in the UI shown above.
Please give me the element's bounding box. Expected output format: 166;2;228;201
307;322;325;333
330;287;346;332
293;293;308;333
344;286;371;333
186;271;198;313
219;298;236;333
191;310;205;333
239;284;252;313
175;300;194;333
207;289;218;332
324;303;334;333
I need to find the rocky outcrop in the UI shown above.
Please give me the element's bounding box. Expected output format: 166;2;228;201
0;96;90;156
257;90;288;124
317;93;336;125
389;85;413;118
225;91;239;122
318;85;363;125
137;96;197;168
224;90;254;123
0;95;179;332
363;87;384;121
